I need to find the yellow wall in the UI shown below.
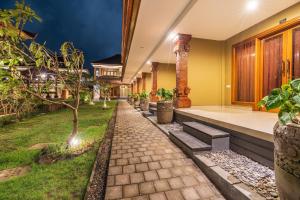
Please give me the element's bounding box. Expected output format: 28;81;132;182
188;38;225;106
145;73;152;93
224;3;300;105
187;3;300;106
157;63;176;91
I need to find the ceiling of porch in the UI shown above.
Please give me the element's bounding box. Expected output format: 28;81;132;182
123;0;300;83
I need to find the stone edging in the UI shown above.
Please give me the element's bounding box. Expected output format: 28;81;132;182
193;154;265;200
84;102;118;200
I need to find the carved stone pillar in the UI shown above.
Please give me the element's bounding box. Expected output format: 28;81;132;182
173;34;192;108
142;73;147;91
133;80;137;94
150;62;159;102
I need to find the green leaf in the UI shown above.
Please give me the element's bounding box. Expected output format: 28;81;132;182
265;94;282;110
290;79;300;92
278;111;294;125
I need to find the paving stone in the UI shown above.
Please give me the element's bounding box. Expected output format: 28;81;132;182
123;153;133;159
107;175;115;186
165;190;184;200
136;163;149;172
109;166;122;175
144;170;159;181
117;158;129;166
168;177;184;189
129;157;141;164
109;159;116;167
157;169;172;179
181;175;199;186
115;174;130;185
194;185;215;199
132;195;149;200
139;182;155;194
123;165;135;174
148;161;161;170
124;184;139;198
181;187;200;200
154;180;170;192
130;173;145;184
140;155;152;162
149;192;167;200
105;186;122;199
170;167;184;177
160;160;173;168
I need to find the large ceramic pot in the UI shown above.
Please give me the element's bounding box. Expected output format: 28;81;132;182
273;122;300;200
140;99;149;111
134;99;140;108
157;101;173;124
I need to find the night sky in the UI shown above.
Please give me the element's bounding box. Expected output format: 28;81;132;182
1;0;123;72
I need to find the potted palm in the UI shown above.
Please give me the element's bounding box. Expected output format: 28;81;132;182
258;79;300;200
133;93;140;108
128;93;133;105
139;91;149;111
156;88;173;124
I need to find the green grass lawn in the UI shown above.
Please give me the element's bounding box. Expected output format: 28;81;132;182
0;101;116;200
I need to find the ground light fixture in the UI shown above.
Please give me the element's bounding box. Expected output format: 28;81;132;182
70;137;81;147
40;73;47;80
246;0;259;11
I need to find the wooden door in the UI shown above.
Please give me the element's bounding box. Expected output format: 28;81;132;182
292;27;300;79
261;34;285;97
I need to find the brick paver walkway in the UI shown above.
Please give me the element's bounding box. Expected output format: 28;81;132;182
105;101;224;200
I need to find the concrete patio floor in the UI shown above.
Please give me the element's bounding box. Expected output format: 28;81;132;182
105;101;224;200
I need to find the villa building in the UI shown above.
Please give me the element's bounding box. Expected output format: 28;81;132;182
121;0;300;169
92;54;130;99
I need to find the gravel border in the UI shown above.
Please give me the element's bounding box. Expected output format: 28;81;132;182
84;102;118;200
200;150;278;199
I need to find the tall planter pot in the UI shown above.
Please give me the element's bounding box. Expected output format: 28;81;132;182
274;122;300;200
134;99;140;108
140;99;149;111
157;101;173;124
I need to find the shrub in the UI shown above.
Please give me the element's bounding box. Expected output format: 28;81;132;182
139;91;149;100
157;88;173;101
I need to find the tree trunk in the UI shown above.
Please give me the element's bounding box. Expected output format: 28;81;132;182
67;89;80;146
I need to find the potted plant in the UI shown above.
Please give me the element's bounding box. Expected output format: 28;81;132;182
258;79;300;200
139;91;149;111
128;93;133;104
133;93;140;108
156;88;173;124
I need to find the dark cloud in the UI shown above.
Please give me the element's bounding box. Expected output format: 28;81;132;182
1;0;122;72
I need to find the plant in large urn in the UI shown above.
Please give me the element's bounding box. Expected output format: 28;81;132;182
258;79;300;200
156;88;173;124
139;91;149;111
133;93;140;108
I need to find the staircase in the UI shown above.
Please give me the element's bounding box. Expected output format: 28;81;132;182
169;121;229;156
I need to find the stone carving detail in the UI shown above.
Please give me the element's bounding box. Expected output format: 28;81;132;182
274;122;300;178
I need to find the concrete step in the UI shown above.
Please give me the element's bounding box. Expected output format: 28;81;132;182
149;107;157;115
142;111;153;117
169;131;211;156
183;122;229;151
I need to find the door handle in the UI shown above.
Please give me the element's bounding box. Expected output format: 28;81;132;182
286;59;291;80
282;60;286;76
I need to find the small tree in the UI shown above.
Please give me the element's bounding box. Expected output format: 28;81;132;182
99;81;111;109
0;1;86;146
